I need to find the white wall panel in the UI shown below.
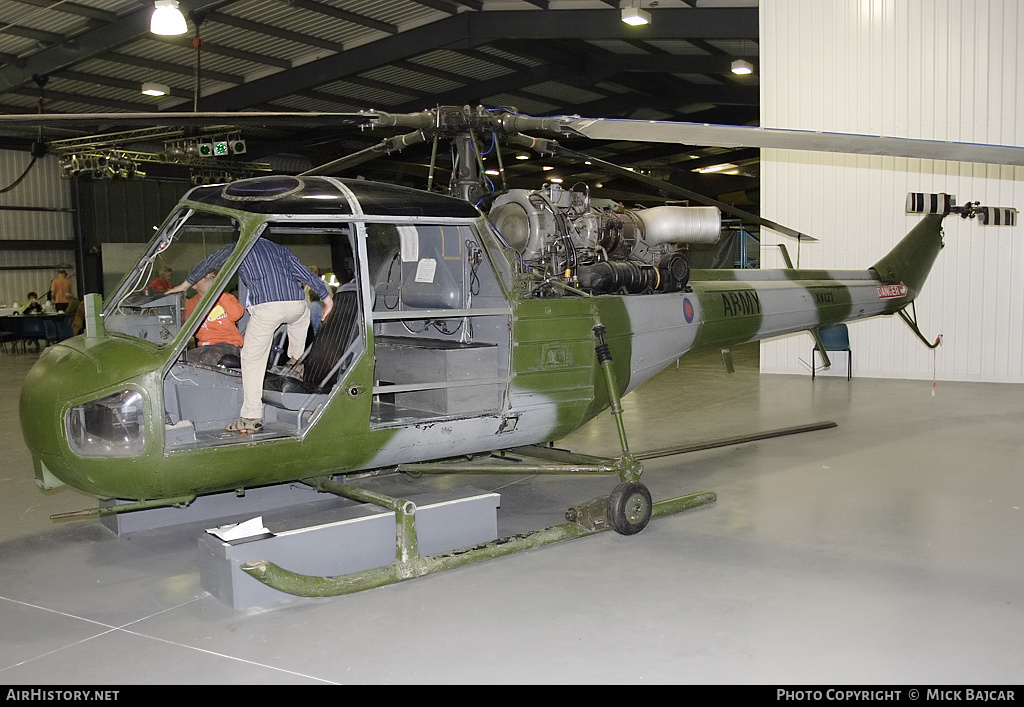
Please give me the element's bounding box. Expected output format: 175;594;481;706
0;150;75;306
759;0;1024;382
0;151;70;211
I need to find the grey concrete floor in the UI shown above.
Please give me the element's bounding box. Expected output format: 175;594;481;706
1;343;1022;685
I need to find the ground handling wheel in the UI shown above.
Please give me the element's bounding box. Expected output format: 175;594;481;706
607;481;653;535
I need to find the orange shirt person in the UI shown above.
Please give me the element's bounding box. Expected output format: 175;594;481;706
183;271;244;366
149;267;174;292
49;269;73;312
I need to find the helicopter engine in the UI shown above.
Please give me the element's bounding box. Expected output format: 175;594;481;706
488;183;721;296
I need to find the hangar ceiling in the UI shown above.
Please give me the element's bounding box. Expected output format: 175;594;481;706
0;0;761;206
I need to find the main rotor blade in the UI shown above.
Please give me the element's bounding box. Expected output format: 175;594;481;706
0;111;374;130
553;118;1024;168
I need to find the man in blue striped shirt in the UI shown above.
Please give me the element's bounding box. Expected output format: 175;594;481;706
168;237;334;432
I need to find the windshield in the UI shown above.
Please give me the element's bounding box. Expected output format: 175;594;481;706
103;208;241;346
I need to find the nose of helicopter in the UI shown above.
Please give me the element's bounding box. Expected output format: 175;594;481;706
20;343;99;491
19;337;162;498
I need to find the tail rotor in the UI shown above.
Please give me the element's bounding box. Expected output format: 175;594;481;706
906;192;1018;225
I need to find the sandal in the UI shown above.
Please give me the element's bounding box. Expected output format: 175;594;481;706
226;417;263;433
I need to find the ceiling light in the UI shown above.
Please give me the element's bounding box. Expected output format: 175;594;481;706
515;153;529;160
151;0;187;36
731;59;754;75
621;5;651;26
542;165;554;171
550;177;563;183
141;82;169;97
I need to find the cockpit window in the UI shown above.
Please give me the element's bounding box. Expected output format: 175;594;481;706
103;209;241;346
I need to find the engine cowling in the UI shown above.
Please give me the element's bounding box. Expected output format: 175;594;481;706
489;185;720;263
487;184;719;295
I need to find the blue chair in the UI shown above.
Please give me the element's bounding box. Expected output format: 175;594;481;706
1;316;23;352
812;323;852;380
19;316;46;352
43;318;58;344
56;320;74;341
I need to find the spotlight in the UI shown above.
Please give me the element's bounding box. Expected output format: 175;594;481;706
621;4;651;26
213;140;229;156
151;0;187;35
197;142;214;157
59;155;80;178
229;138;247;155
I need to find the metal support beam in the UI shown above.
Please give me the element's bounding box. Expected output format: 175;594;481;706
202;8;756;111
0;0;234;97
0;240;76;251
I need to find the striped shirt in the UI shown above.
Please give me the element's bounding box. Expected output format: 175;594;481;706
187;238;330;306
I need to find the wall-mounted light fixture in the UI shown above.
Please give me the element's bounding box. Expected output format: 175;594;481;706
151;0;187;35
731;59;754;75
141;82;170;97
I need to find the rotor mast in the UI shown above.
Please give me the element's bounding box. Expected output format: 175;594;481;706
370;106;564;203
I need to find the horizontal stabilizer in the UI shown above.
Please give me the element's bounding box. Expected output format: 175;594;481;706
906;192;954;215
976;206;1018;226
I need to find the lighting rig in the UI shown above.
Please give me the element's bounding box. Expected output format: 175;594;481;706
50;127;269;180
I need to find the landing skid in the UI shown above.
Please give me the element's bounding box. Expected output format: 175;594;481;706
239;321;837;598
241;483;717;598
239;422;836;597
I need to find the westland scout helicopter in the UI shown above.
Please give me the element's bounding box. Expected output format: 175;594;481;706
12;106;1022;596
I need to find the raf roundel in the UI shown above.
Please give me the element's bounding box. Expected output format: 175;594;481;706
683;297;694;323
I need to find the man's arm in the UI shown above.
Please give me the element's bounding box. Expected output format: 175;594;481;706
164;280;191;295
288;254;331;302
165;245;234;295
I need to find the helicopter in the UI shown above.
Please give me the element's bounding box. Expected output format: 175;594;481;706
10;105;1022;597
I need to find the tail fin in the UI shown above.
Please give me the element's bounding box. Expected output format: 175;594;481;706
870;212;945;303
872;193;1019;305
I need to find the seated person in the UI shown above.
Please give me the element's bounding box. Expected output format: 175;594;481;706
183;270;244;367
72;302;85;336
64;294;80;319
21;292;43;315
149;267;174;292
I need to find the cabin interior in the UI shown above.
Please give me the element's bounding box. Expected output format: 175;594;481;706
144;217;513;452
